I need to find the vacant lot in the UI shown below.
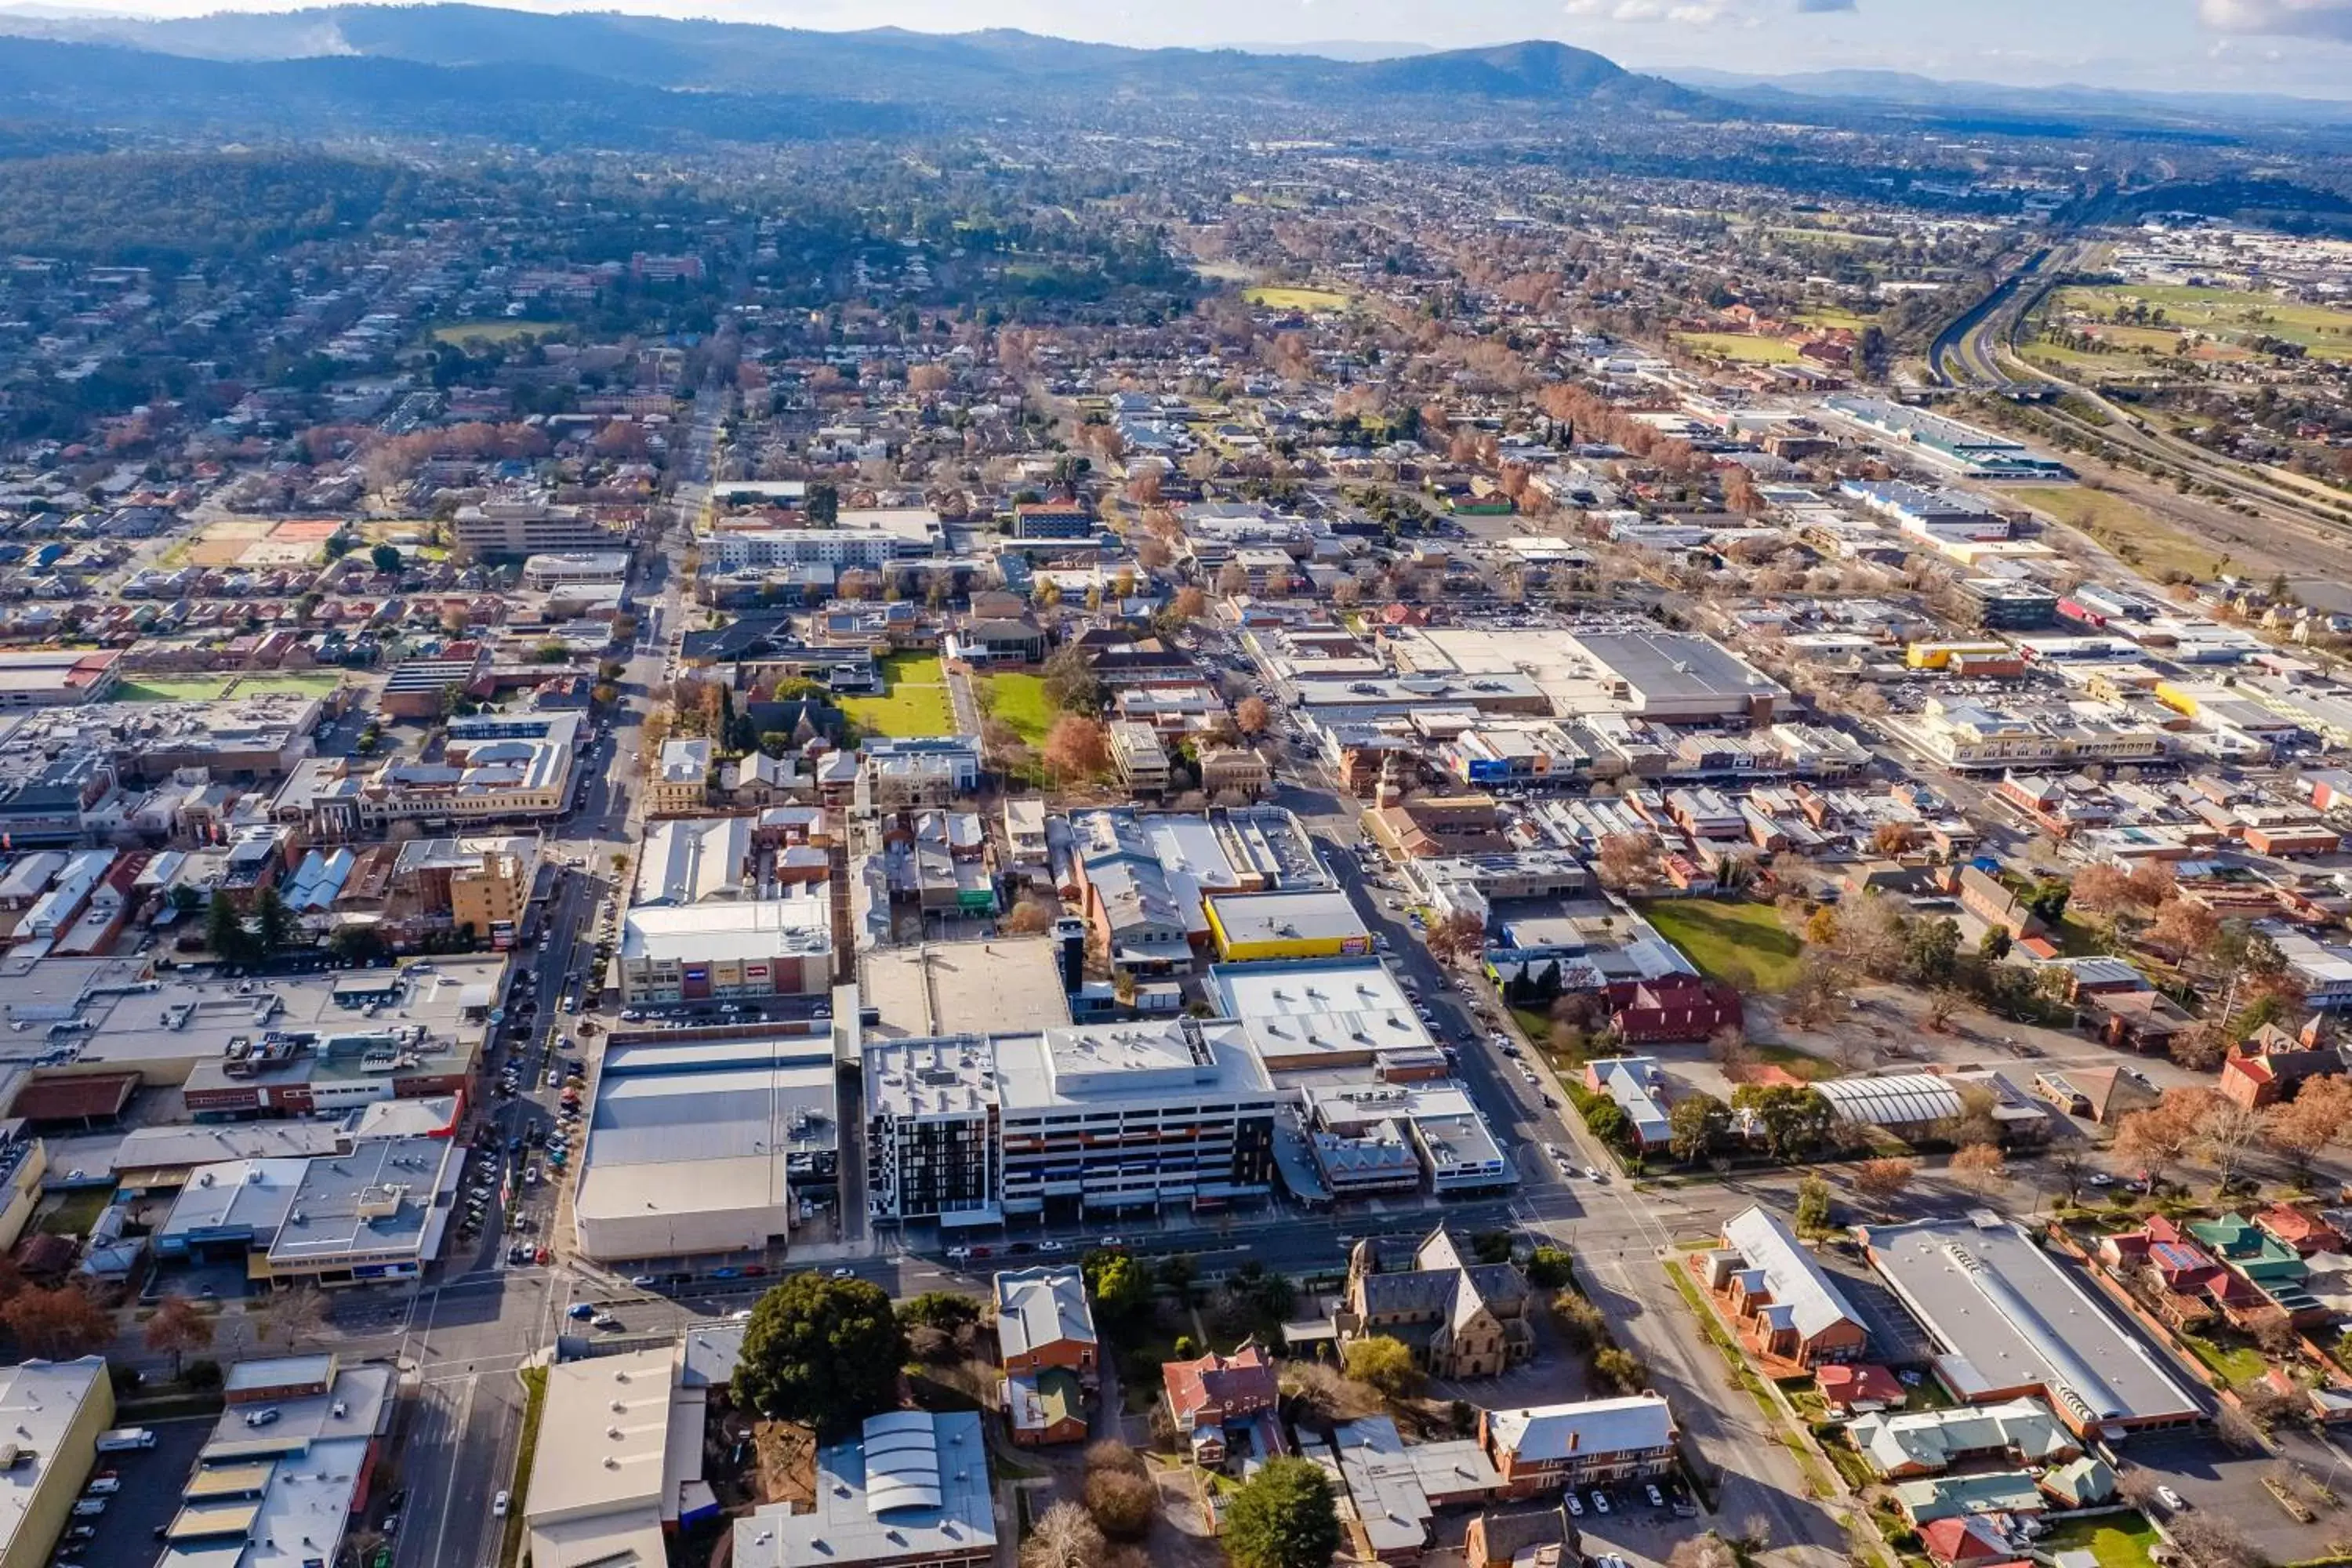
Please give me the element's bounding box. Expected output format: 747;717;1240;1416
837;652;955;738
2009;484;2225;582
1243;285;1352;312
1674;332;1802;365
1638;898;1803;991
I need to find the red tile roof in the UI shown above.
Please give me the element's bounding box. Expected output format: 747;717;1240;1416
1162;1341;1278;1423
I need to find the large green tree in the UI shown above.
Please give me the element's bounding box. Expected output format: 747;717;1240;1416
1224;1457;1339;1568
732;1272;906;1432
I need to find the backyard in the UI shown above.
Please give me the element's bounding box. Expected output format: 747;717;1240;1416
837;653;955;738
2037;1513;2161;1568
1638;898;1805;991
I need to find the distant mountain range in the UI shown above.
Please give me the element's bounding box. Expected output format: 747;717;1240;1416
0;4;1713;129
1665;66;2352;130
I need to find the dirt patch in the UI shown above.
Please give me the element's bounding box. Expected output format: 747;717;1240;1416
751;1419;817;1511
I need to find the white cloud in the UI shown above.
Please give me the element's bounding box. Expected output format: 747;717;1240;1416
2198;0;2352;39
1561;0;1848;23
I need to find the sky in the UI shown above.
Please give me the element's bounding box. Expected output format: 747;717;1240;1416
24;0;2352;97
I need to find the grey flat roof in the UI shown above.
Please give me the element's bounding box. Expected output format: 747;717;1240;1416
1865;1216;2203;1430
734;1411;995;1568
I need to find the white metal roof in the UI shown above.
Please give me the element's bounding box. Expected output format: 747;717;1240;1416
862;1411;944;1515
1816;1073;1965;1128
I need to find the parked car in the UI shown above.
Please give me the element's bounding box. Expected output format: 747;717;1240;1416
493;1490;510;1519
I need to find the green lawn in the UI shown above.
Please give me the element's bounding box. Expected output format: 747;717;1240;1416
2182;1333;2267;1386
1243;285;1353;311
433;318;557;345
1792;307;1871;331
1674;332;1803;364
2047;283;2352;359
837;653;956;739
2038;1515;2161;1568
1637;898;1805;992
979;671;1054;746
117;672;346;703
36;1188;113;1237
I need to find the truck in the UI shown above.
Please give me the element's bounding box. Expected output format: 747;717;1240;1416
96;1428;156;1452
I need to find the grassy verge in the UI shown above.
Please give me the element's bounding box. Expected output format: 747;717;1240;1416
499;1366;548;1568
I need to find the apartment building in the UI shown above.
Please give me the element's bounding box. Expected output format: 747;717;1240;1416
1480;1396;1679;1497
863;1018;1284;1225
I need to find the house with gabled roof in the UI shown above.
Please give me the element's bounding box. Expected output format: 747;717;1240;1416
1699;1205;1870;1371
995;1267;1096;1447
1163;1341;1283;1471
1479;1396;1677;1497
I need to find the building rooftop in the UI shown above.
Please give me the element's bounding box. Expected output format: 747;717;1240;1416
0;1356;109;1564
1207;888;1370;950
1722;1203;1866;1342
636;816;753;907
1210;959;1435;1069
620;889;830;964
734;1411;995;1568
994;1267;1095;1358
1486;1396;1675;1462
857;940;1071;1040
0;954;503;1077
996;1017;1275;1110
1864;1215;2204;1431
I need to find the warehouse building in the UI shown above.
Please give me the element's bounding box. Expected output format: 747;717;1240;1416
1203;889;1373;962
571;1033;837;1263
1210;959;1441;1074
615;887;834;1004
0;1356;113;1568
1861;1215;2204;1438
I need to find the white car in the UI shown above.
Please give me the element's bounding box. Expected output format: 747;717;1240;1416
493;1490;510;1518
2157;1486;2187;1512
1590;1490;1610;1515
1563;1493;1584;1518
